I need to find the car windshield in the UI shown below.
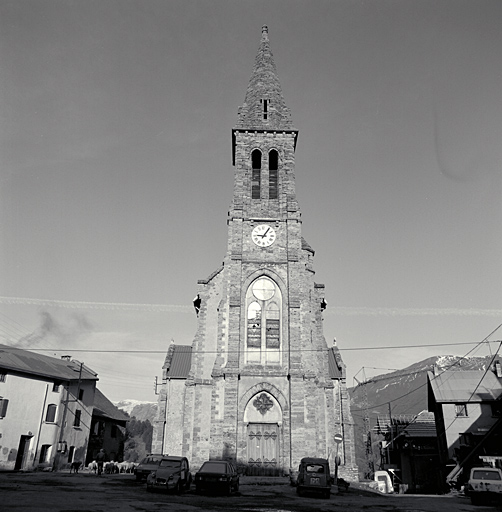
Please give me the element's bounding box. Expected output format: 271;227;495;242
159;460;181;468
142;456;162;464
306;464;324;473
472;470;501;481
200;462;227;473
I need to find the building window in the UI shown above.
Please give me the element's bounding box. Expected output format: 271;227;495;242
53;382;61;393
260;98;269;120
0;373;6;383
459;432;473;446
269;149;278;199
111;425;118;439
78;389;84;401
251;149;261;199
246;276;282;364
74;409;82;427
491;402;502;417
39;444;51;463
0;397;8;418
266;303;280;348
455;404;468;417
68;446;75;463
45;404;57;423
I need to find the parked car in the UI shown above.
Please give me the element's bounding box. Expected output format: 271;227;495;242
296;457;332;499
146;456;191;493
194;460;239;495
135;454;164;481
467;467;502;505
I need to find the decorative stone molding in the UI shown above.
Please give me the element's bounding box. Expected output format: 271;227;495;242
253;392;274;415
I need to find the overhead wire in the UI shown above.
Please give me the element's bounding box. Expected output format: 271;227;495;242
352;323;502;412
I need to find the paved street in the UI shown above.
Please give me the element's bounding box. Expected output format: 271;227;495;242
0;471;500;512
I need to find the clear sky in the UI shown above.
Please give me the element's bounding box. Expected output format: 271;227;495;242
1;0;501;403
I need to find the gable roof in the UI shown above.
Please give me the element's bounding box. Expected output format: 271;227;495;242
92;388;129;425
428;370;502;403
0;344;98;382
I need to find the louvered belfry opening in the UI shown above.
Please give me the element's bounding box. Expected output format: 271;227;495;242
251;149;261;199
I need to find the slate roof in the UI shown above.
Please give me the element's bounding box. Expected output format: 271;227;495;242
164;344;193;379
428;370;502;403
0;343;98;381
93;388;129;426
164;344;342;381
375;412;437;438
328;347;344;379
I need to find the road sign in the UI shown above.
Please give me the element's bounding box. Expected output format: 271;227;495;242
334;434;343;444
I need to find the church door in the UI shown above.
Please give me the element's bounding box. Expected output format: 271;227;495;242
247;423;279;476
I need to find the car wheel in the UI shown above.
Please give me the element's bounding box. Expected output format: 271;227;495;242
296;486;303;497
470;493;482;506
324;489;331;499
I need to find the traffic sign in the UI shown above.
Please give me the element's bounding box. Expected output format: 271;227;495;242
334;433;343;444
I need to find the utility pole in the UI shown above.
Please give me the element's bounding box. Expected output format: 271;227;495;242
354;368;374;479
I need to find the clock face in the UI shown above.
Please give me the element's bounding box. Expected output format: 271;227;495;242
252;224;276;247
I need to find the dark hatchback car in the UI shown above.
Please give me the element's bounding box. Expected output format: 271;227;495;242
135;454;164;481
195;460;239;495
146;456;191;493
296;457;332;498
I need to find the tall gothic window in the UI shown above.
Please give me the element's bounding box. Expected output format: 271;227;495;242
246;276;281;364
251;149;261;199
269;149;278;199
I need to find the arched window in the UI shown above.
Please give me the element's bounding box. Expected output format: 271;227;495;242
246;277;282;364
269;150;278;199
45;403;57;423
251;149;261;199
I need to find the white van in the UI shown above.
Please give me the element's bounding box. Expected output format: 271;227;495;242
374;470;393;493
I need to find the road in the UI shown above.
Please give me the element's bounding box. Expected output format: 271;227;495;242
0;471;500;512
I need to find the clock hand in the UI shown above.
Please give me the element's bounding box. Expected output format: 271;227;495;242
261;228;270;238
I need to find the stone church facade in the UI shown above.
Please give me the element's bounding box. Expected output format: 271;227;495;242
152;26;358;480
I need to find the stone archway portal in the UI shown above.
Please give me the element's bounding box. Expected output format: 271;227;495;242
247;423;279;476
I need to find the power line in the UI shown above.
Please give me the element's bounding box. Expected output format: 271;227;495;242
441;341;502;438
3;340;500;356
351;323;502;411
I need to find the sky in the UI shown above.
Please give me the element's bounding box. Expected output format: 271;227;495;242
1;0;501;403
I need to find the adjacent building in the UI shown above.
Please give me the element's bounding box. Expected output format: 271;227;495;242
153;27;358;480
428;362;502;486
0;344;98;471
87;388;129;465
376;411;441;493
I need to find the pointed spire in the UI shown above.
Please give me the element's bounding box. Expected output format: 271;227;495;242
235;26;294;130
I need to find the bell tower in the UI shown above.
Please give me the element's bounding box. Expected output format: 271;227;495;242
153;26;358;481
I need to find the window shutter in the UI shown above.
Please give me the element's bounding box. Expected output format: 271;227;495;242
0;398;9;418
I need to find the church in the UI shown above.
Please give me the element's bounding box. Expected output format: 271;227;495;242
152;26;358;480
